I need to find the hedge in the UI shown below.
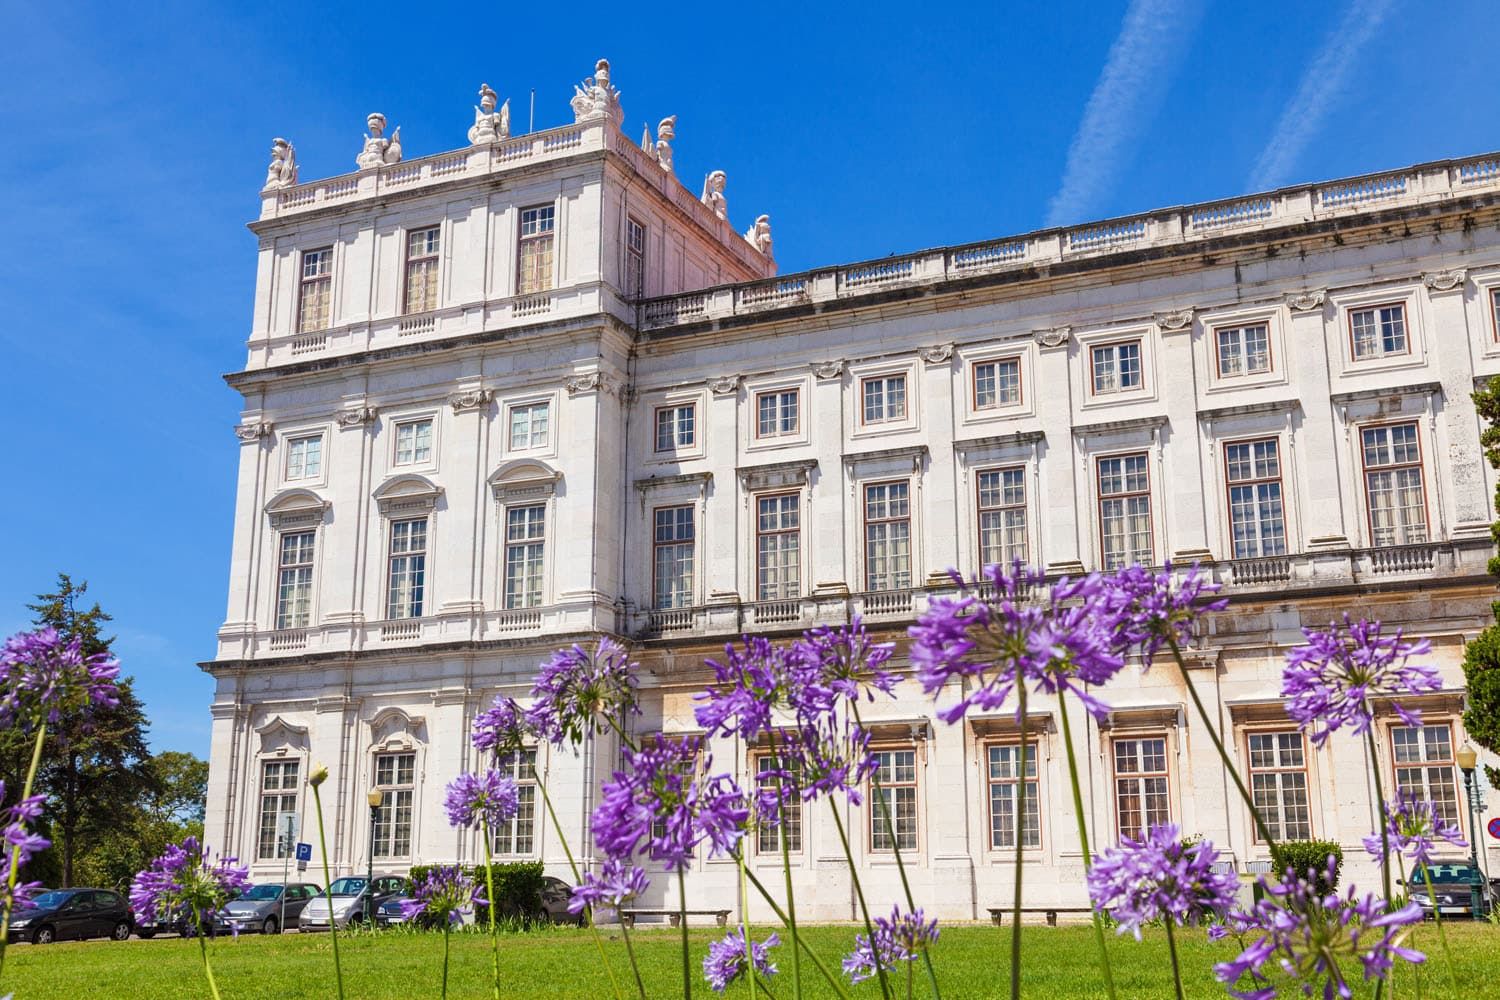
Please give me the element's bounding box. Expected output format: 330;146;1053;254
408;861;547;917
1269;839;1343;894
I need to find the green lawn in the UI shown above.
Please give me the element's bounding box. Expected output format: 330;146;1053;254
4;921;1495;999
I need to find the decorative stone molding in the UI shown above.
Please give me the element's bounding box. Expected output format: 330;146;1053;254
952;430;1046;456
966;711;1055;737
234;421;273;442
1032;326;1070;348
335;405;378;428
1197;397;1301;421
809;360;844;380
372;474;444;516
632;471;713;494
565;371;622;397
254;715;310;754
1423;268;1467;292
1071;414;1169;438
1329;380;1442;406
841;444;928;477
1284;289;1326;312
917;344;954;365
707;375;740;396
264;488;330;530
1097;704;1185;731
1155;309;1195;332
448;387;495;413
737;459;818;492
489;460;563;502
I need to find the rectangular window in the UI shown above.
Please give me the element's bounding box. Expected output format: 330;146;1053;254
625;217;646;298
653;506;695;609
1361;424;1427;546
1392;724;1460;826
1492;288;1500;341
1216;324;1271;377
503;505;546;610
394;418;434;466
492;748;538;855
517;205;555;295
1098;454;1152;569
977;467;1027;568
1247;731;1312;842
1350;304;1408;359
755;389;800;439
275;531;316;630
973;358;1022;410
870;748;918;851
987;744;1040;849
403;226;441;314
756;493;801;600
864;481;912;592
1091;341;1143;395
372;753;416;858
387;518;427;619
297;247;333;333
508;402;550;451
861;375;908;424
756;755;803;854
654;404;696;452
1113;737;1170;840
256;760;300;860
1225;439;1286;559
285;434;323;481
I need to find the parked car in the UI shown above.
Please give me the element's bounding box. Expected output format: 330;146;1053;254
215;883;321;935
375;891;477;929
1403;864;1500;918
300;876;410;931
537;876;581;925
8;888;133;944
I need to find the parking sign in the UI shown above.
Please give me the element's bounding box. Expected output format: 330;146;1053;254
295;842;313;862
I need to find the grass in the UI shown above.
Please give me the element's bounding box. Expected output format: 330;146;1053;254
4;920;1497;999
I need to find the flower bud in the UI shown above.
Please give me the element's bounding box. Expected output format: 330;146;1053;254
309;763;329;788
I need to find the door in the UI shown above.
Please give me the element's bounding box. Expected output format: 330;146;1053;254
284;886;311;922
56;892;96;940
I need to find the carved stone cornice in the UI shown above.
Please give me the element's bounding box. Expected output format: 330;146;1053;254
565;372;622;397
1032;326;1070;349
1155;309;1194;333
448;387;495;413
809;359;844;380
708;375;741;396
1422;268;1467;293
234;421;273;442
335;405;378;429
1284;289;1326;312
737;459;818;492
917;344;954;365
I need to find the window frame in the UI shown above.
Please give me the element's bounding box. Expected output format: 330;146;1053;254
492;748;540;856
284;432;325;483
392;417;436;469
625;216;646;299
1389;720;1462;829
256;759;301;861
1223;437;1288;560
296;246;334;334
506;399;553;454
654;403;697;454
1359;421;1429;547
1096;451;1154;569
652;504;696;609
402;225;442;315
370;751;417;860
868;745;919;853
1347;302;1410;362
1089;339;1144;396
862;479;913;593
860;373;910;426
275;529;317;630
1213;322;1273;379
1491;286;1500;343
516;204;556;295
754;388;801;440
975;465;1028;569
1111;734;1172;842
1243;728;1313;843
754;752;803;855
386;517;429;620
502;502;547;610
754;491;802;601
971;357;1023;411
984;741;1041;852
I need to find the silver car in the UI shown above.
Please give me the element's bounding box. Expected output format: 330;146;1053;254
300;876;410;931
216;883;322;935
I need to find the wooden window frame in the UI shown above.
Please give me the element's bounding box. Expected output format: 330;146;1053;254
1096;452;1153;569
654;403;697;453
1359;421;1429;547
297;246;334;334
1089;339;1143;396
652;504;696;609
972;357;1023;411
1389;720;1462;828
516;204;556;295
976;465;1028;569
754;388;801;439
868;745;919;853
502;503;546;610
1111;734;1171;841
1348;302;1410;361
625;217;646;299
1243;728;1313;843
402;225;441;315
860;374;909;425
863;479;913;592
1223;437;1287;559
386;517;428;620
371;751;416;859
984;741;1041;851
753;753;803;855
1214;322;1273;378
755;492;801;601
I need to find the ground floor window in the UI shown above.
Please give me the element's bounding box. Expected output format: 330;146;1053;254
870;748;918;851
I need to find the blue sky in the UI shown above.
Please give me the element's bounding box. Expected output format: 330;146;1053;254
3;0;1496;757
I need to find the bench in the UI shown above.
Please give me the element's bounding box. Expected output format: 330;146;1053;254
987;907;1092;927
620;908;731;929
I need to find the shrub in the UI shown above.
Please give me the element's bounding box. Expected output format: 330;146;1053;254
1270;840;1343;894
408;861;546;918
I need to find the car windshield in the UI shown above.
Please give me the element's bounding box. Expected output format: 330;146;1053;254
1412;865;1474;884
327;878;368;896
28;891;71;909
239;885;282;901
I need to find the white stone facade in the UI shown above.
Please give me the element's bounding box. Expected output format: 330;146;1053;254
205;69;1500;920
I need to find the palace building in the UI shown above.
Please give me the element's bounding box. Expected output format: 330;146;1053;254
204;60;1500;919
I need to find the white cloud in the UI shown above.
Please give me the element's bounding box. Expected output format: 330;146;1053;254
1247;0;1397;191
1045;0;1202;227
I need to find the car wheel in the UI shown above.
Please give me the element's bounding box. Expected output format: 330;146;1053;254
112;922;131;941
32;925;54;945
262;916;278;935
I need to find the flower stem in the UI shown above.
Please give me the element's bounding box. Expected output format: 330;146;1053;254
765;732;802;1000
310;783;346;1000
1010;683;1027;1000
738;858;854;1000
679;868;693;1000
1365;730;1394;909
619;910;645;998
828;798;893;1000
0;722;45;982
482;823;501;1000
1057;695;1118;1000
1419;865;1457;996
1166;636;1277;849
441;921;451;1000
192;904;223;1000
1164;919;1185;1000
738;851;756;1000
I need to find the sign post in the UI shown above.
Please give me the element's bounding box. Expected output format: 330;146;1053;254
277;813;299;933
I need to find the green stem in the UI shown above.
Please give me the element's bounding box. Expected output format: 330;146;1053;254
482;824;501;1000
1419;866;1458;995
679;868;693;1000
441;921;451;1000
1365;730;1394;909
1166;636;1278;850
1164;919;1185;1000
1010;684;1027;1000
189;903;223;1000
0;722;46;982
619;912;645;1000
738;851;756;1000
829;799;893;1000
1057;696;1118;1000
739;859;854;1000
311;782;346;1000
765;732;802;1000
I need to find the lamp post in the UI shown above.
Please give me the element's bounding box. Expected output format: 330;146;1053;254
1456;743;1484;919
366;789;384;923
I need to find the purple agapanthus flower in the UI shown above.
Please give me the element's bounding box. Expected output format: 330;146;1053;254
0;781;49;914
443;770;520;831
909;562;1124;724
789;619;901;708
129;836;251;930
1214;858;1424;1000
842;906;939;984
703;926;780;993
1104;563;1226;667
1085;824;1238;939
591;739;749;870
772;713;877;806
567;858;650;915
400;865;478;927
695;637;799;741
526;639;640;746
1282;617;1441;746
1363;791;1467;867
471;695;530;760
0;628;120;728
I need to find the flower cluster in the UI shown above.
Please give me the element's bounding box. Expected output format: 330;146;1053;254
526;639;639;746
471;695;530;761
0;628;119;728
1104;563;1225;667
1213;859;1424;1000
129;836;251;929
0;782;48;914
1282;617;1441;746
843;906;939;984
1085;824;1238;939
1363;791;1467;867
591;739;748;870
400;865;478;928
567;858;650;916
703;926;780;993
443;770;520;832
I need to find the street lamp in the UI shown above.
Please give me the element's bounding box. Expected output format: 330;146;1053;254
1456;743;1484;919
366;789;384;923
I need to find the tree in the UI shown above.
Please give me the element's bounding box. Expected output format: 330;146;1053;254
1463;382;1500;789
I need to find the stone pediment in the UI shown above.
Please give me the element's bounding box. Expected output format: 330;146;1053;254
489;460;563;501
372;474;444;516
264;488;330;529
